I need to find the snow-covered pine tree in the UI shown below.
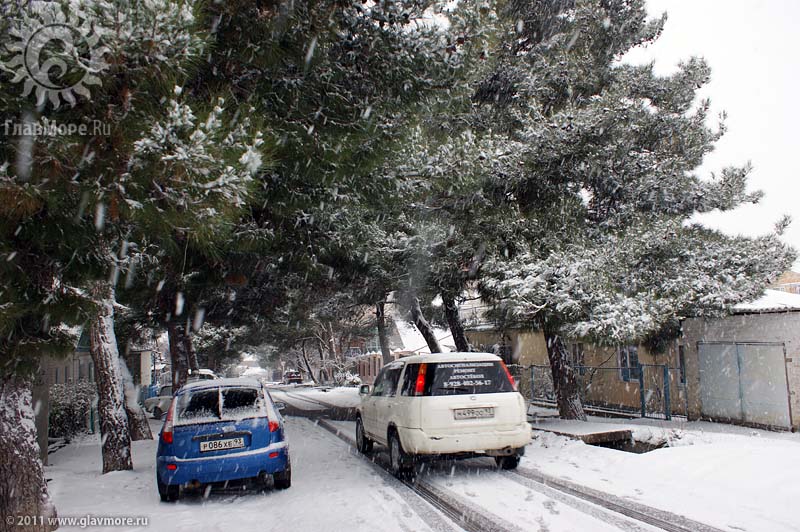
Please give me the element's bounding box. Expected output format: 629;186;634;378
140;0;488;362
0;0;265;517
472;0;795;419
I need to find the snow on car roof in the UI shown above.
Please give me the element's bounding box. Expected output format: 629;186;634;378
180;377;263;393
396;352;501;365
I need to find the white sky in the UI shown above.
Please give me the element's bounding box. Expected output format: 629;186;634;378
624;0;800;269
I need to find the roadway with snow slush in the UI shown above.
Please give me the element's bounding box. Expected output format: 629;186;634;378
46;415;676;532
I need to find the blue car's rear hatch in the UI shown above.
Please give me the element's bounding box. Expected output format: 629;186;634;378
171;386;275;460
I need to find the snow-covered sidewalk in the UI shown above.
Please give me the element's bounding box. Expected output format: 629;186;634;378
46;417;443;532
524;414;800;532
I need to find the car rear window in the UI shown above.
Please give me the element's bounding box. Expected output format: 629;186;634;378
175;387;266;424
401;361;514;396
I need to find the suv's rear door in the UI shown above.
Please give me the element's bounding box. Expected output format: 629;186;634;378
411;360;524;434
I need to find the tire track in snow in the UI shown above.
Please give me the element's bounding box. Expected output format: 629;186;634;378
508;467;726;532
498;469;656;532
304;417;465;532
315;418;524;532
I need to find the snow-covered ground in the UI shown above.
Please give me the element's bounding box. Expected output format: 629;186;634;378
46;410;800;532
525;414;800;532
46;418;448;532
322;419;661;532
326;415;800;532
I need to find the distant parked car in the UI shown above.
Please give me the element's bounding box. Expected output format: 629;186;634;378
155;378;291;502
144;385;173;419
189;368;219;380
145;370;219;419
283;370;303;384
356;352;531;478
187;368;219;382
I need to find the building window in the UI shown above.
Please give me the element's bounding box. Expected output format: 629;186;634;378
618;345;640;382
64;365;70;383
678;345;686;384
54;367;59;384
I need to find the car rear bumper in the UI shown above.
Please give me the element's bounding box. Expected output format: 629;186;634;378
157;442;289;486
398;423;532;455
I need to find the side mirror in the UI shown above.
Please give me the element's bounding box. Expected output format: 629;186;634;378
274;401;287;412
359;384;370;395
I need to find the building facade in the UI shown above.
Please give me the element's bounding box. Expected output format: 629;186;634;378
682;292;800;431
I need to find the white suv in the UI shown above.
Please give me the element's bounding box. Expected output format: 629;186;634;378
356;352;531;477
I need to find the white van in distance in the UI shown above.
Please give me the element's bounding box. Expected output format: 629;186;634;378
356;352;532;477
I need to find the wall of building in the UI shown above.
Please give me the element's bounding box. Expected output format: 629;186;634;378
465;329;548;365
355;351;404;384
42;350;94;385
578;343;685;415
466;328;686;416
682;312;800;430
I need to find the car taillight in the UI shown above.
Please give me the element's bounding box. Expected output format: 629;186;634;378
415;363;427;396
269;421;280;432
500;360;517;391
161;399;175;444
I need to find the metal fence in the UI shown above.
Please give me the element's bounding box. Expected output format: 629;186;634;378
530;363;687;420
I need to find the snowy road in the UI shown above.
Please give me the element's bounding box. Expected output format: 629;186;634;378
47;417;460;532
320;420;663;532
47;413;782;532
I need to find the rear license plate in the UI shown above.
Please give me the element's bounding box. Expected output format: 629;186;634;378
200;437;245;452
454;407;494;420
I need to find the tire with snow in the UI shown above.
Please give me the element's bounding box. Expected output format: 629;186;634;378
495;454;520;470
152;407;162;420
274;462;292;490
157;477;180;502
355;417;373;454
388;430;414;479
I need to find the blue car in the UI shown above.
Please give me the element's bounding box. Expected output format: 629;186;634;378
156;378;291;501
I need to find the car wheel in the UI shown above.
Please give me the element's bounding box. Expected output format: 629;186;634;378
355;417;373;454
152;407;162;420
388;430;414;479
495;455;521;470
157;476;180;502
274;463;292;490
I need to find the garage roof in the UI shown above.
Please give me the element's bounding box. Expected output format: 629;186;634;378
733;289;800;314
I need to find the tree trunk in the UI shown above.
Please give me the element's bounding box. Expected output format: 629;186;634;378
0;375;58;532
118;358;153;441
89;282;133;473
543;326;586;421
167;321;190;390
184;318;199;372
300;340;318;385
442;293;469;352
125;401;153;441
316;342;326;384
409;296;442;353
327;322;337;363
375;301;393;365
